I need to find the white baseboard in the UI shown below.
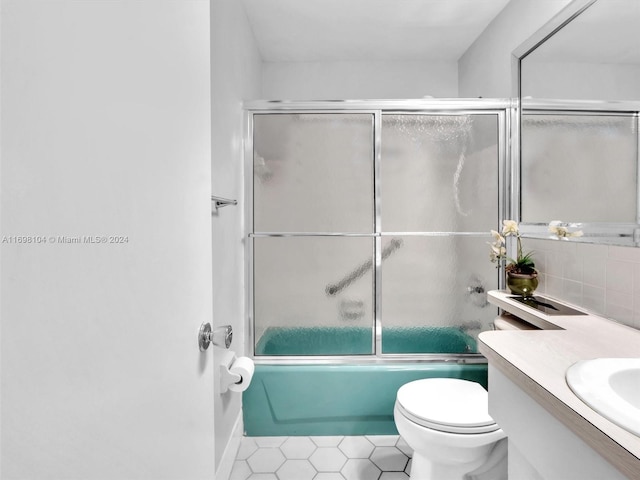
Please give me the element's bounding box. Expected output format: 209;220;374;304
215;412;243;480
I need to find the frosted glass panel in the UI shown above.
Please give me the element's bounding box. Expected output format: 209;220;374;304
521;114;637;223
253;236;374;355
380;236;498;354
381;114;499;232
253;114;374;232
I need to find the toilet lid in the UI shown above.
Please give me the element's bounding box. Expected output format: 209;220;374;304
395;378;499;434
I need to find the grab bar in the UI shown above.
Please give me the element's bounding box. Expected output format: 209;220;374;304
325;238;403;296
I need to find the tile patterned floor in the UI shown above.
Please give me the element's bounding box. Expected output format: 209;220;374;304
230;435;413;480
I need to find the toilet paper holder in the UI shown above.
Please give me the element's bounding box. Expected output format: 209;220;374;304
220;352;241;393
219;351;247;394
198;323;233;351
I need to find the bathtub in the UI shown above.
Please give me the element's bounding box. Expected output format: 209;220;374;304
244;326;487;436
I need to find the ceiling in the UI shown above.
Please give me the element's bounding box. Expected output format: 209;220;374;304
240;0;512;63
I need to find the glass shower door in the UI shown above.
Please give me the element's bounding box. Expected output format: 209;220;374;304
251;113;375;355
249;106;505;358
379;113;501;354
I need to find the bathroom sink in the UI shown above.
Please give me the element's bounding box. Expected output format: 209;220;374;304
566;358;640;437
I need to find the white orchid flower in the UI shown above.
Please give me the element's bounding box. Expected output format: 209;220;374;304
549;221;584;240
490;229;505;245
487;242;507;263
487;241;506;263
549;225;569;237
502;219;519;236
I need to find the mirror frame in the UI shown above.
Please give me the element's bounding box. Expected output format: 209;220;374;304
511;0;640;247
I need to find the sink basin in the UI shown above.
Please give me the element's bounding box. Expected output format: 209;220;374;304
566;358;640;436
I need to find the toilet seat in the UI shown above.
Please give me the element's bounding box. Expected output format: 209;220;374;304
395;378;499;434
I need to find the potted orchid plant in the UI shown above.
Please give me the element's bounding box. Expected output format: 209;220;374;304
489;220;538;296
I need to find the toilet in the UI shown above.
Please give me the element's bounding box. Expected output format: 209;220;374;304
394;378;507;480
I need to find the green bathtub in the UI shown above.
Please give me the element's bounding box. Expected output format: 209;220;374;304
244;326;486;436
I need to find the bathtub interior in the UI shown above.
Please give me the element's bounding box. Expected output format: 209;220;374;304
255;325;478;356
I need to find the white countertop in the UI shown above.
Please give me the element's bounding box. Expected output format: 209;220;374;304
479;290;640;480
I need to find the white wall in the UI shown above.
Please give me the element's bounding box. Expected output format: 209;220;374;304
210;0;262;474
458;0;572;98
263;60;458;99
1;1;215;478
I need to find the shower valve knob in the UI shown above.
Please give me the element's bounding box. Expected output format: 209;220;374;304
199;323;233;351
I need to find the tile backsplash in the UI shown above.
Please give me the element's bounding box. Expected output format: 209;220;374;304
526;238;640;330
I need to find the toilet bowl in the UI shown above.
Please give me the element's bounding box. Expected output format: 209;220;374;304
394;378;506;480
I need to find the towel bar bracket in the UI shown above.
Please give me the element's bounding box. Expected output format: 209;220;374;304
211;195;237;210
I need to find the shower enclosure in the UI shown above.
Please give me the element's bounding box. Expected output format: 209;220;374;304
246;100;509;361
243;99;510;435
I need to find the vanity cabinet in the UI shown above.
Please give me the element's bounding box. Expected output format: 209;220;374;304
489;365;627;480
480;291;640;480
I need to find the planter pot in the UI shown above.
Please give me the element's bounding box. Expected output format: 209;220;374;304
506;271;538;297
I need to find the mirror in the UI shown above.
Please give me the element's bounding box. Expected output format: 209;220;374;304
516;0;640;246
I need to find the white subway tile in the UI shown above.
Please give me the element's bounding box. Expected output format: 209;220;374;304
606;259;634;294
545;275;563;298
526;239;548;251
559;241;577;255
583;256;606;289
577;242;608;258
545;252;564;278
634;263;640;296
532;250;547;274
541;238;564;252
536;273;548;295
582;285;605;316
605;290;634;327
609;245;640;263
563;253;583;283
562;279;583;306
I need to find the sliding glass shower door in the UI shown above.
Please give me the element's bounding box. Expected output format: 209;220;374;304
249;104;505;357
252;113;376;355
380;114;501;354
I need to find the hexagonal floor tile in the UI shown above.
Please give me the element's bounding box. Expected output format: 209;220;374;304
396;436;413;457
309;447;348;472
339;436;375;458
314;473;345;480
247;448;286;473
380;472;409;479
276;459;317;480
366;435;399;447
229;460;252;480
370;446;409;471
310;436;344;447
253;436;287;448
280;436;317;459
247;474;278;480
341;458;381;480
236;438;259;460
